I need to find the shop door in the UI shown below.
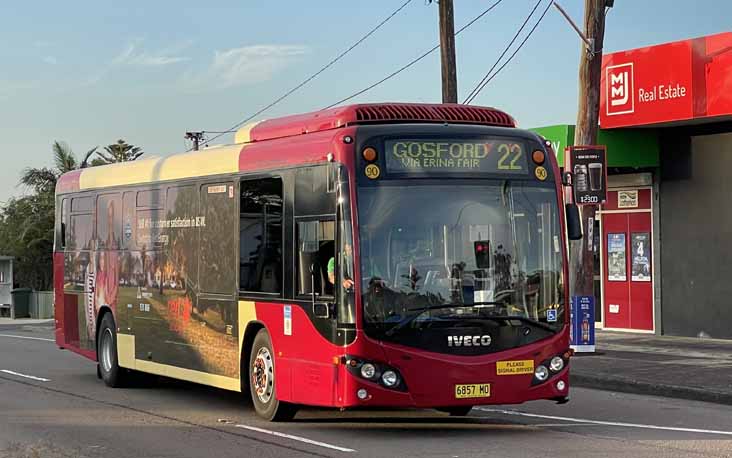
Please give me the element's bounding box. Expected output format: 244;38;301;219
601;189;654;331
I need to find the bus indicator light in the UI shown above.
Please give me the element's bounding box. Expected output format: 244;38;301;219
362;147;378;162
532;150;545;164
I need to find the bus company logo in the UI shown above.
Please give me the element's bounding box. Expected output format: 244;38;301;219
606;63;634;116
447;335;491;347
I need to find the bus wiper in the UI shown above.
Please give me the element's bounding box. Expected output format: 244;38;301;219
384;302;504;337
481;315;558;333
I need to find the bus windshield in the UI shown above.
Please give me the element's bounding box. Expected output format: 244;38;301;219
358;180;565;345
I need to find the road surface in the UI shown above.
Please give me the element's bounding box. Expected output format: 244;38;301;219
1;322;731;458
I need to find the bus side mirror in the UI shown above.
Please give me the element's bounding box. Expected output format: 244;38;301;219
566;203;583;240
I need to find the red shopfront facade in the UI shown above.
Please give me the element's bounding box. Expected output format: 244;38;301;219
601;32;732;129
600;188;654;332
598;32;732;339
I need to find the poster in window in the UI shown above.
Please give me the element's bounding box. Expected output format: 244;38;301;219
631;232;652;282
607;233;626;281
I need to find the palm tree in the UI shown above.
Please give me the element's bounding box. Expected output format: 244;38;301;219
93;139;144;165
20;141;97;194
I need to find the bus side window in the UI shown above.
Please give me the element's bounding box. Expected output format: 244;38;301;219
59;198;68;249
96;194;122;250
240;178;283;295
69;196;94;251
296;220;335;298
122;192;135;250
200;182;237;295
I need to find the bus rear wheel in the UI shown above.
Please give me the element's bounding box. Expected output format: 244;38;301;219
249;329;297;421
436;406;473;416
97;312;128;388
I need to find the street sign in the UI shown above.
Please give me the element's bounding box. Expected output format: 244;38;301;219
567;145;607;205
570;295;595;353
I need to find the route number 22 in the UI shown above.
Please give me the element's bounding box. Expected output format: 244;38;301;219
497;144;523;170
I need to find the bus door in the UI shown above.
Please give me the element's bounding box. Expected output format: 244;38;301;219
62;195;96;353
191;182;240;378
290;165;341;405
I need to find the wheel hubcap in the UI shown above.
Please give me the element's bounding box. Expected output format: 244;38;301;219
101;329;113;373
252;347;274;403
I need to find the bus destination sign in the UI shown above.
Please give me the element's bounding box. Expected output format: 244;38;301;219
384;139;528;175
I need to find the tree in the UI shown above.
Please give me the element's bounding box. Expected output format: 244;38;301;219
0;192;55;290
7;138;145;291
20;141;97;194
93;139;144;165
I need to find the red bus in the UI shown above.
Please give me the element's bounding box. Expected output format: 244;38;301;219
54;103;579;421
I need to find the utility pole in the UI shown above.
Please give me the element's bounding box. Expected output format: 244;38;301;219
438;0;458;103
568;0;608;297
185;131;204;151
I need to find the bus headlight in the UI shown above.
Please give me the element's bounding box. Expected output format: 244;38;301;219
360;363;377;380
534;365;549;381
381;370;399;387
550;356;565;372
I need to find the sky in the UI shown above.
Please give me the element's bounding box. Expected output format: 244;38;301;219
1;0;731;202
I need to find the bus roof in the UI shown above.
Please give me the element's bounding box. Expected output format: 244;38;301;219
236;103;515;143
56;103;516;194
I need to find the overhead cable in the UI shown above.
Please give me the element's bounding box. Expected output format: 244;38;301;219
323;0;504;109
201;0;415;147
464;0;553;105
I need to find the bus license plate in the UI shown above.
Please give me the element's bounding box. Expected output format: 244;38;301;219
454;383;491;399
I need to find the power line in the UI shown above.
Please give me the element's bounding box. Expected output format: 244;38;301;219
464;0;553;105
324;0;504;110
200;0;414;148
463;0;543;104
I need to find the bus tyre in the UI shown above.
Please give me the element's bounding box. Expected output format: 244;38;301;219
437;406;473;416
97;313;127;388
249;329;297;422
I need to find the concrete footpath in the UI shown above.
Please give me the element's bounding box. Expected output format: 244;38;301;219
570;330;732;405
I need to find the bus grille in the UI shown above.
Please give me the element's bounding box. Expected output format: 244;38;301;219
354;104;515;128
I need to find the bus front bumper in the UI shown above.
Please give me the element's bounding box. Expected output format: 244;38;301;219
338;341;571;409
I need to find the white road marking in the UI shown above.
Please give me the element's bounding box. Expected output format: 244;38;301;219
477;407;732;436
1;369;51;382
235;424;355;453
531;423;600;427
0;333;55;342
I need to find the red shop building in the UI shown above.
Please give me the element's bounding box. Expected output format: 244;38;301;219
600;31;732;339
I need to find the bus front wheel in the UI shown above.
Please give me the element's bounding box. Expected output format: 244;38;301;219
249;329;297;421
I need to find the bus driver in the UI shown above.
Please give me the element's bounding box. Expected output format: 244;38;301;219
327;243;354;290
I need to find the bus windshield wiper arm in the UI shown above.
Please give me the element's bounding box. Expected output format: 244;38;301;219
482;315;558;333
384;302;504;337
